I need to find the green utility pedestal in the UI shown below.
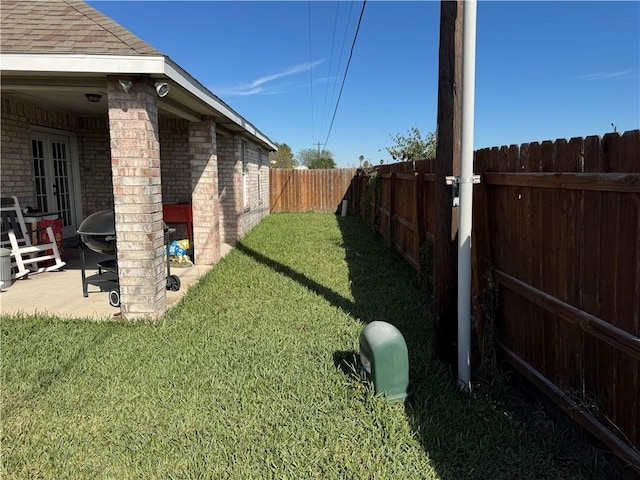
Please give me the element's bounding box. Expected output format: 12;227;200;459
359;321;409;402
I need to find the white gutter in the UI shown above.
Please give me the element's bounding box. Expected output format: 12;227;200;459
0;53;168;74
0;53;277;151
457;0;478;392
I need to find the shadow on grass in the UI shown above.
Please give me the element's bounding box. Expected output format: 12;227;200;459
332;216;609;480
235;243;357;315
332;350;360;378
235;215;616;479
334;217;621;480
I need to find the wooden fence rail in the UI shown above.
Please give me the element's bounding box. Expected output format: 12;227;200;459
472;131;639;470
268;130;640;469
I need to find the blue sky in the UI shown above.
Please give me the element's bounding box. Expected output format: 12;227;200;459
90;1;639;168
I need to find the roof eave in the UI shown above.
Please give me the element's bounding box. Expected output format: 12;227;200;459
0;53;277;151
162;57;277;151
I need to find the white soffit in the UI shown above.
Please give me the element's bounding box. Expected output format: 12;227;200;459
0;53;277;151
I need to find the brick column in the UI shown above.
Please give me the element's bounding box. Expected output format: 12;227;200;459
107;76;166;320
189;118;220;264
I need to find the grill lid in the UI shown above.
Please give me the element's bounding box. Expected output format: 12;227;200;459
77;210;115;236
78;210;116;255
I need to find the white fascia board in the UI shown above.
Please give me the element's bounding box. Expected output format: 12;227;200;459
0;53;277;150
0;53;166;74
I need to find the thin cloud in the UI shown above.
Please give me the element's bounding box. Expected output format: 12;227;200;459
313;75;335;86
577;69;632;80
217;59;326;96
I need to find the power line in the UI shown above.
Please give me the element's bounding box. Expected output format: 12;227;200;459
319;1;340;137
325;0;355;137
323;0;367;150
308;1;315;144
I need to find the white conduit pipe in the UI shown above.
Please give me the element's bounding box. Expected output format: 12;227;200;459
458;0;477;392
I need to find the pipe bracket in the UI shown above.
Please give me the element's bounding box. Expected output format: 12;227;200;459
445;175;480;207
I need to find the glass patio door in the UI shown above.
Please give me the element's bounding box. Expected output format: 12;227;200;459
31;130;79;239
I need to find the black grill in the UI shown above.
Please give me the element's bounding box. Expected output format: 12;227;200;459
77;210;180;307
77;210;116;255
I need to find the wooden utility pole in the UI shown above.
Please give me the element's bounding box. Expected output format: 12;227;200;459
314;142;324;159
434;0;463;365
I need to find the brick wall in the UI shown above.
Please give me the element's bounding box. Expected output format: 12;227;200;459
216;134;270;244
24;102;78;132
0;98;34;206
217;133;240;243
77;117;113;213
238;143;269;238
1;97;79;207
159;118;190;203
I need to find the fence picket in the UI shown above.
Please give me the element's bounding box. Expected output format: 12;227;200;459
269;168;357;213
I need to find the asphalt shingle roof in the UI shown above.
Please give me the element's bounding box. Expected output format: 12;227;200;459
1;0;162;56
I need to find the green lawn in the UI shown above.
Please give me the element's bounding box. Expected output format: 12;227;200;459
1;213;609;479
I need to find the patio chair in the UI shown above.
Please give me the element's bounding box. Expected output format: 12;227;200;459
0;196;66;279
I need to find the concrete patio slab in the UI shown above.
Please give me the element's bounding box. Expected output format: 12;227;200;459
0;243;233;320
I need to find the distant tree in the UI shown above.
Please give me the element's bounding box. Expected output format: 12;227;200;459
296;148;316;167
357;154;378;171
297;148;336;169
383;126;436;162
269;142;296;168
309;156;336;169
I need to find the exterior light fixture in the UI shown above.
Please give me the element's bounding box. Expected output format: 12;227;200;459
84;93;102;103
155;82;170;97
118;79;133;93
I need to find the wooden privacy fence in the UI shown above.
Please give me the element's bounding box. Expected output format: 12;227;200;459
347;130;640;469
473;131;639;469
358;160;438;275
473;130;640;469
270;168;357;213
270;130;639;469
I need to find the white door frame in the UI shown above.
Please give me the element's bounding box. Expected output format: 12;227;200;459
30;126;83;239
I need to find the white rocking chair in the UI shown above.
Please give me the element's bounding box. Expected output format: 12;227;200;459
0;196;66;279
